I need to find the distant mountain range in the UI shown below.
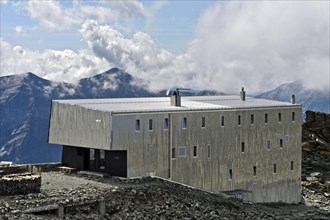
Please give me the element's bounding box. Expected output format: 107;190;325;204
1;68;329;163
256;81;329;116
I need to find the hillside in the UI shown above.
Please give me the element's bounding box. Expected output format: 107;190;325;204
256;81;330;116
0;69;156;163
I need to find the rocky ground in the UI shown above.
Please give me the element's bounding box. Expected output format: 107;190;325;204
301;111;330;213
0;111;329;219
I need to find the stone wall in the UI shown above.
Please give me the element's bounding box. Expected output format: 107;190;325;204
0;162;61;176
0;173;41;196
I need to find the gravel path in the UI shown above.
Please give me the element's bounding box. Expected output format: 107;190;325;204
41;172;112;191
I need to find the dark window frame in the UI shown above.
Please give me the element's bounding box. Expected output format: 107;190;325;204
251;114;254;125
164;118;169;130
241;142;245;153
135;119;140;132
202;116;206;128
193;145;198;158
182;117;187;129
148;119;153;131
221;116;225;127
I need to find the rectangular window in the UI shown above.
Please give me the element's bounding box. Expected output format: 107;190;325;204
171;148;176;159
193;146;198;157
228;169;233;180
135;119;140;131
178;146;186;157
278;113;282;122
238;115;241;126
274;164;277;174
291;161;294;170
253;166;256;176
280;139;283;148
265;113;268;124
164;118;169;130
207;144;211;159
202;116;206;128
285;135;289;142
292;112;295;122
182;117;187;129
221;116;225;127
251;114;254;125
241;142;245;153
193;146;197;157
149;119;153;131
267;140;271;150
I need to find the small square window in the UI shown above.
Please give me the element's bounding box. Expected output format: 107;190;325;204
149;119;153;131
221;116;225;127
280;139;283;148
278;113;282;122
207;144;211;159
251;114;254;125
193;146;198;157
267;140;271;150
265;113;268;124
291;161;294;170
238;115;241;126
274;164;277;174
241;142;245;153
164;118;169;130
228;169;233;180
135;119;140;131
253;166;256;176
182;117;187;129
292;112;295;122
202;117;206;128
178;146;186;157
171;148;176;159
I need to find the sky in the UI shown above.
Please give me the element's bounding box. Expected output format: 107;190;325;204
0;0;329;94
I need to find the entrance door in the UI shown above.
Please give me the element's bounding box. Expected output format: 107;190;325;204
105;151;127;177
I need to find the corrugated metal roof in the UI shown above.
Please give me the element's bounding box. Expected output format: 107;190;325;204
53;95;300;113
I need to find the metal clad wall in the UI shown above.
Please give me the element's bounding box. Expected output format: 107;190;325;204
48;102;111;150
111;113;170;178
110;106;301;203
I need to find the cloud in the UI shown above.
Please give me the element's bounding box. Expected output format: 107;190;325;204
2;1;329;94
26;1;79;31
80;20;175;91
22;0;146;31
0;38;109;83
1;0;8;5
110;1;147;19
182;1;329;93
15;25;23;34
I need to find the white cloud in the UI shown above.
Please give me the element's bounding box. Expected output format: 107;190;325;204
110;1;147;19
79;20;175;91
26;1;79;31
0;38;109;83
15;25;23;34
1;0;8;5
22;0;147;32
182;1;329;93
2;1;329;94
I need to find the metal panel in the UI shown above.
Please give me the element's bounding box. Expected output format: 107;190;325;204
110;105;301;203
48;101;111;150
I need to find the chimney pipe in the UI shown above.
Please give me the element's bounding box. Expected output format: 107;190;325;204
240;87;246;101
170;89;181;107
291;94;296;104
